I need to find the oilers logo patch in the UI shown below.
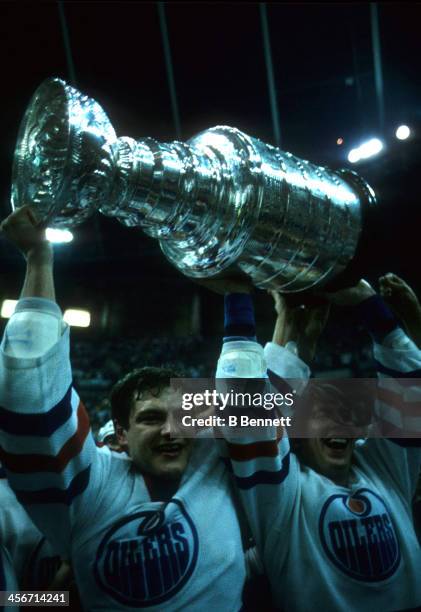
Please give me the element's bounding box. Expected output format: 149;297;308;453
94;499;198;607
319;489;401;582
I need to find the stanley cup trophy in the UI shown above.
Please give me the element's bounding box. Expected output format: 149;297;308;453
12;78;377;292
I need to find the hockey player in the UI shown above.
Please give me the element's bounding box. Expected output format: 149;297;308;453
378;273;421;544
215;280;421;611
0;206;247;611
379;272;421;349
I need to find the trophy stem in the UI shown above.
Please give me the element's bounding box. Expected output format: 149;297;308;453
102;133;259;251
100;125;372;291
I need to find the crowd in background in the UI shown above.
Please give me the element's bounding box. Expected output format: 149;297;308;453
72;332;376;432
70;335;211;431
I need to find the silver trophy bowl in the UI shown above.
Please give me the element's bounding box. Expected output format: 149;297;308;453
12;77;376;292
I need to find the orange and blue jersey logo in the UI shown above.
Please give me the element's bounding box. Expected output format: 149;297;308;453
319;489;401;582
94;500;198;607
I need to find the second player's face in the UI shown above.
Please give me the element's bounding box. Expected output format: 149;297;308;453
297;401;356;486
123;387;193;480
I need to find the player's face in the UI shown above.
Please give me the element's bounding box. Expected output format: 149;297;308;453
124;387;193;480
297;401;356;486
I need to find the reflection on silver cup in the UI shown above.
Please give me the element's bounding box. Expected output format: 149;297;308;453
12;78;376;291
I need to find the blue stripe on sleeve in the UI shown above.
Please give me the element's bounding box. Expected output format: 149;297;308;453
0;385;73;436
353;295;399;342
224;293;256;338
387;438;421;448
235;452;290;489
375;361;421;380
223;451;290;490
13;465;90;506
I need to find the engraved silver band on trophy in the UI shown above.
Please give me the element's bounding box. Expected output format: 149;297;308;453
12;78;377;292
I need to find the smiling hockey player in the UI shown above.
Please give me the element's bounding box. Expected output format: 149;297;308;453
215;281;421;612
0;206;248;611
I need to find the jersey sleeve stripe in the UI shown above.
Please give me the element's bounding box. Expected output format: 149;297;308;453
226;439;280;461
233;452;291;489
13;465;91;506
0;401;90;474
0;385;73;436
220;448;291;486
375;360;421;380
374;417;421;438
377;386;421;417
386;438;421;448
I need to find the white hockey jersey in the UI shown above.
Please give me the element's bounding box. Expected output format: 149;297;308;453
219;331;421;611
0;299;246;611
0;473;61;590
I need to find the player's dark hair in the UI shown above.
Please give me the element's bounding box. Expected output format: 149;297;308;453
290;380;375;454
110;366;182;429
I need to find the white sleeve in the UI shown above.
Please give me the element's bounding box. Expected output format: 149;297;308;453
217;339;306;557
359;326;421;498
0;298;111;557
3;298;64;359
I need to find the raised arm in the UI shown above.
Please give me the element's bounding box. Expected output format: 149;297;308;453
1;206;55;301
264;291;330;408
196;279;301;558
0;207;60;361
329;280;421;498
329;280;421;434
0;207;107;557
379;273;421;349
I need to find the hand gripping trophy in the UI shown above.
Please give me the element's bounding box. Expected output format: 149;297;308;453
12;78;377;292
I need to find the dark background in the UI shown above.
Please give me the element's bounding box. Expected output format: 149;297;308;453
0;1;420;346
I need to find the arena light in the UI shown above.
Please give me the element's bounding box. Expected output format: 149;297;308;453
347;149;360;164
63;309;91;328
395;125;410;140
46;228;74;244
358;138;383;159
347;138;383;164
1;300;18;319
